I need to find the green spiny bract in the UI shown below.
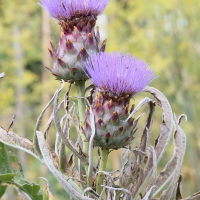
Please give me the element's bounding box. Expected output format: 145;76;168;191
84;92;138;149
47;18;106;83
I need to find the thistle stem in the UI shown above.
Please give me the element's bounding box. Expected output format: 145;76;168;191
75;81;89;157
96;148;109;195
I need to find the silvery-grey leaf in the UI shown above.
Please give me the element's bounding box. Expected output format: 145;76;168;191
36;131;93;200
182;191;200;200
33;87;58;156
160;114;186;200
0;127;43;163
131;87;173;200
53;82;88;165
142;186;156;200
87;106;95;187
138;101;156;164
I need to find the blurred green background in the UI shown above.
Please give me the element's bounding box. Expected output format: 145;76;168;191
0;0;200;199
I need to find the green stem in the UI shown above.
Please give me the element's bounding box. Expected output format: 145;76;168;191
96;148;109;195
75;81;89;157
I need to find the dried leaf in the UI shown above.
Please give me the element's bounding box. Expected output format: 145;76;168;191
138;101;156;164
39;177;55;200
145;147;157;199
131;87;173;200
87;105;95;187
160;114;186;200
183;191;200;200
36;131;93;200
0;127;43;163
175;175;183;200
44;100;64;140
152;148;177;197
142;186;156;200
53;82;87;165
33;88;58;156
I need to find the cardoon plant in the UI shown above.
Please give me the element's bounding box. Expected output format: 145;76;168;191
1;0;200;200
83;52;157;194
38;0;110;157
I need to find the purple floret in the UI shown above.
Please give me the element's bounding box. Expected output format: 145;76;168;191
83;52;157;96
38;0;110;21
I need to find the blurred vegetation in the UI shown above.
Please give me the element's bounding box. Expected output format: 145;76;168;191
0;0;200;199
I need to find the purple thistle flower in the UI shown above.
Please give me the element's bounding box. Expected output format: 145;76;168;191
83;52;157;97
38;0;110;22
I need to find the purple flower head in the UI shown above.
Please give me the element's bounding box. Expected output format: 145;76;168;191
38;0;110;21
83;52;157;97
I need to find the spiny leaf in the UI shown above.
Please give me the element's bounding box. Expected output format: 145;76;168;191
0;142;43;200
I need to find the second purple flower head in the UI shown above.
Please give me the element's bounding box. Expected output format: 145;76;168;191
83;52;157;149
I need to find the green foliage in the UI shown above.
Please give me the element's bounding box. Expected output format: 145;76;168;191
0;142;43;199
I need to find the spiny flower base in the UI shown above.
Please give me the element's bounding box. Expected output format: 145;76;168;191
84;92;138;149
47;21;106;83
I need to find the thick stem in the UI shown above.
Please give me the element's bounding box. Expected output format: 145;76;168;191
96;148;109;195
75;81;89;157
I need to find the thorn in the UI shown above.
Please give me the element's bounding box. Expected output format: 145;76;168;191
71;67;78;76
85;120;90;129
108;99;113;108
132;128;138;135
45;66;53;72
60;27;64;39
129;117;135;125
125;137;130;142
130;104;135;114
66;39;74;53
88;33;94;46
112;111;119;121
96;26;100;42
48;47;54;58
86;106;90;112
95;95;98;101
118;97;124;104
87;20;92;31
77;19;85;31
57;57;64;67
98;118;103;125
124;104;129;114
100;39;107;52
118;126;123;132
52;72;59;76
49;38;56;53
78;48;89;61
8;114;16;131
104;132;111;138
89;17;96;28
96;101;102;109
74;26;78;38
60;21;72;34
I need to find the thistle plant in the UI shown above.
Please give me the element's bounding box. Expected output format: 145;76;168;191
1;0;200;200
38;0;110;158
83;52;157;150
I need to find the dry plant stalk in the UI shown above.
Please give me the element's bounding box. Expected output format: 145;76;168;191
0;75;199;200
